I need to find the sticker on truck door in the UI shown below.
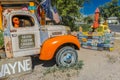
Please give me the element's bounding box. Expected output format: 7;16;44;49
19;34;35;49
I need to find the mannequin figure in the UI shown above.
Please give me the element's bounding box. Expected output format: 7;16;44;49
13;17;20;28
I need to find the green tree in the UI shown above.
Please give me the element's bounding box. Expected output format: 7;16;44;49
99;0;120;20
83;16;93;24
51;0;87;31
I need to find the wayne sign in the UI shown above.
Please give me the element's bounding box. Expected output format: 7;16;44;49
0;57;32;78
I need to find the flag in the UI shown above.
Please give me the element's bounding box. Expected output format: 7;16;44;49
47;6;53;19
52;6;60;23
41;0;60;23
41;0;53;19
41;0;51;10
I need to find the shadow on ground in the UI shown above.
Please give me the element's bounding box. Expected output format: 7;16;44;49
31;55;56;69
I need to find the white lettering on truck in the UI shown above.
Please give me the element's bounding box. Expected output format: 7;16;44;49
0;59;31;78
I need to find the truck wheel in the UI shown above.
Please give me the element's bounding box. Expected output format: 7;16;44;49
55;46;78;67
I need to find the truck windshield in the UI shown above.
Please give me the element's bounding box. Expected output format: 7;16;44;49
12;15;34;28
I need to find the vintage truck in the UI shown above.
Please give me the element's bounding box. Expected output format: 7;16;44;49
0;0;80;78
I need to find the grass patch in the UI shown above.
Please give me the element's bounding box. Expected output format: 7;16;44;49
43;60;84;75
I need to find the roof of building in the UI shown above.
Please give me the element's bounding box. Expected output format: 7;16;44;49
107;17;118;20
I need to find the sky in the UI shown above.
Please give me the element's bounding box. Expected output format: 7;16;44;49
80;0;120;15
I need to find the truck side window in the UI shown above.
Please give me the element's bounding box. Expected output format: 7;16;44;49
12;15;34;28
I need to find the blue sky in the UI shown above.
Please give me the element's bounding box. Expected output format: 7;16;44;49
80;0;120;15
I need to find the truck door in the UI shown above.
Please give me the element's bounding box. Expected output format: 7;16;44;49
10;14;41;57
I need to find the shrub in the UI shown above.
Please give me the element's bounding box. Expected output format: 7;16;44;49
0;31;4;48
97;26;103;32
80;24;91;32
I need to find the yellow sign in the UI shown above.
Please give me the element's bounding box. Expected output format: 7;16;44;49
0;4;3;30
29;2;35;13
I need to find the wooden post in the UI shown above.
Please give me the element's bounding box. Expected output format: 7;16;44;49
40;8;46;26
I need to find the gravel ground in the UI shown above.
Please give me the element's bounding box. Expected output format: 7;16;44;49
6;37;120;80
109;24;120;33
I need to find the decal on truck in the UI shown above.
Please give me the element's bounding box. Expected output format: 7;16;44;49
19;34;35;49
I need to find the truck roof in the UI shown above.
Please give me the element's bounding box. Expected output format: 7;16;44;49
0;0;38;9
0;0;34;2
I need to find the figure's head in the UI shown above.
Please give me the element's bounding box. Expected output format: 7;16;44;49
13;17;20;27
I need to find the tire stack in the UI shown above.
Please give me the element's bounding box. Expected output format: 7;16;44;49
77;32;114;51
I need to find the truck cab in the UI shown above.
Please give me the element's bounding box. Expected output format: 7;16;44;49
3;10;41;57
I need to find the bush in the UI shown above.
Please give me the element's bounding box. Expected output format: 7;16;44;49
0;30;4;48
80;24;91;32
97;26;103;32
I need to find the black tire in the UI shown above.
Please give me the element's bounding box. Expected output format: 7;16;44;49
55;46;78;67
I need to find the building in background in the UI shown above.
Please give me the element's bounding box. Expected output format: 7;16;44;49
107;17;119;25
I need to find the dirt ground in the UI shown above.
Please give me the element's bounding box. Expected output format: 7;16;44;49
6;35;120;80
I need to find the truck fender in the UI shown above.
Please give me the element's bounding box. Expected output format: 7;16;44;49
39;35;80;60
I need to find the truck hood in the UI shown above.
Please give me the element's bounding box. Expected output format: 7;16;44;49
42;25;67;37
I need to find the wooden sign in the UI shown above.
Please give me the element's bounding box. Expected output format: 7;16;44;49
0;57;32;79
